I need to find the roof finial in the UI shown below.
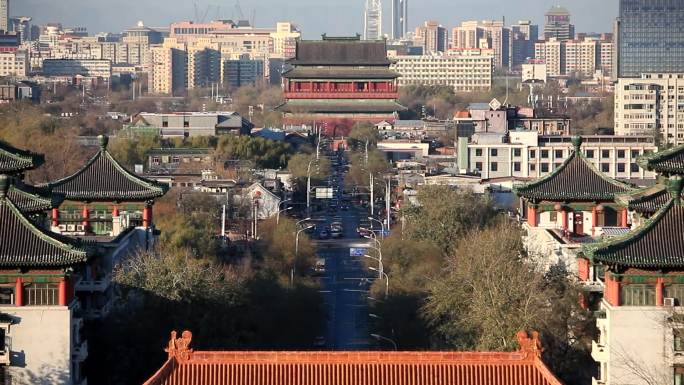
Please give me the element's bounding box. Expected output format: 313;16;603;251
0;175;7;199
98;135;109;150
668;175;683;204
571;136;583;152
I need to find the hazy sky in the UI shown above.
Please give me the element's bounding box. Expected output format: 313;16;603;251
16;0;617;38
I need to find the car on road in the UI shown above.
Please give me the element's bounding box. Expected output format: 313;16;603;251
330;222;344;238
319;229;330;239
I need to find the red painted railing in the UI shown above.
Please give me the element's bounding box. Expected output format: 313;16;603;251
284;91;399;99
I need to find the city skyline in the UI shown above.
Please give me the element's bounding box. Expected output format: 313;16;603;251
16;0;617;38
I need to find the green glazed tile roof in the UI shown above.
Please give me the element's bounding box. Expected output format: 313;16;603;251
637;144;684;175
0;181;89;267
584;198;684;268
45;136;168;202
513;143;633;201
0;141;44;174
617;184;670;215
7;183;61;214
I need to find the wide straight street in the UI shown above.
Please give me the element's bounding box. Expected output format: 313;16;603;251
309;150;377;350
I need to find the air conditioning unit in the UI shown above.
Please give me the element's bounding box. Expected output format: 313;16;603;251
66;224;76;232
665;297;677;307
76;225;85;232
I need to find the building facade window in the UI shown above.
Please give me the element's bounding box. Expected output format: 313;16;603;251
475;149;482;156
617;163;626;173
491;162;498;171
491;149;498;157
513;162;521;172
675;330;684;352
554;150;563;158
541;163;549;173
586;149;595;158
513;148;521;157
601;163;610;173
541;150;549;159
26;283;59;306
475;162;482;171
530;150;536;159
621;284;656;306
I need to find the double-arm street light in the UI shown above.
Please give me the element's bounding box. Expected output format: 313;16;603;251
292;222;314;287
276;207;292;225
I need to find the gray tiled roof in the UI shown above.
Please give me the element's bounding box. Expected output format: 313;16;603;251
0;179;89;267
514;148;633;202
45;136;168;202
7;183;61;214
637;144;684;176
289;39;391;66
585;198;684;268
0;141;44;174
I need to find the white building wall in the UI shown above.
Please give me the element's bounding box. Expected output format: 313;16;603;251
391;53;493;92
0;306;74;385
595;302;674;385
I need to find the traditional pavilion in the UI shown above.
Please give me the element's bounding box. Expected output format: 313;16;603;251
514;136;634;238
143;330;562;385
44;135;168;237
276;35;406;138
581;176;684;385
0;140;44;177
0;173;92;383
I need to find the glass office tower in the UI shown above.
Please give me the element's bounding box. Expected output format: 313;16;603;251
617;0;684;78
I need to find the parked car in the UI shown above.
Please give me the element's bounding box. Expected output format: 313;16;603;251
319;229;330;239
357;227;371;238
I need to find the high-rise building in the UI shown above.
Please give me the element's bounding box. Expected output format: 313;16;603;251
391;0;408;40
0;0;8;33
452;20;510;69
364;0;382;40
543;6;574;41
150;38;188;95
616;0;684;78
414;21;447;54
510;21;538;69
535;38;565;77
11;16;30;43
391;52;493;92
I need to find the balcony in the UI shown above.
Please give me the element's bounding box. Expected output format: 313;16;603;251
591;339;608;363
284;91;399;100
72;339;88;362
75;273;111;292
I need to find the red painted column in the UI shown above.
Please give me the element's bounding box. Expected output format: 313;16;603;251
578;258;590;281
143;205;152;228
656;278;664;306
591;206;598;236
112;205;119;218
14;277;23;306
81;205;90;233
561;209;568;232
527;205;538;227
620;208;628;228
51;208;59;227
58;277;67;306
604;273;620;307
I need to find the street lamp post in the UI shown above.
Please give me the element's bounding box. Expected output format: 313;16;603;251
368;216;385;238
368;266;389;297
306;159;317;217
293;224;314;287
370;333;397;350
276;207;292;225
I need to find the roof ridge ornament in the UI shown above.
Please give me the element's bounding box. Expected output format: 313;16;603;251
668;175;683;204
571;135;583;152
165;330;193;363
516;330;543;359
98;135;109;150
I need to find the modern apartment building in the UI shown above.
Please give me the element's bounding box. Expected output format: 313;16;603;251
269;22;300;59
187;41;220;89
543;5;574;41
390;52;493;92
565;38;598;77
614;73;684;146
535;36;612;78
535;38;564;77
0;50;27;77
150;38;187;95
414;21;447;54
462;131;657;181
451;20;510;69
616;0;684;78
